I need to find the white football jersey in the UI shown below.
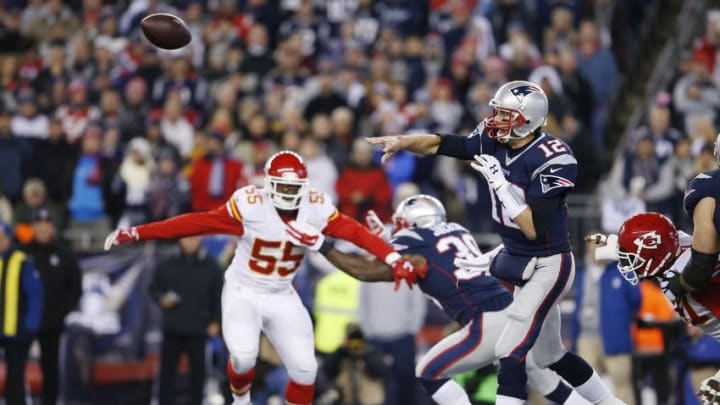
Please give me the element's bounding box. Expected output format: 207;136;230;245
224;185;338;292
666;231;720;339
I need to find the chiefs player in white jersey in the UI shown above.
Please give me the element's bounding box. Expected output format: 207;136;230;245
104;151;424;405
586;212;720;404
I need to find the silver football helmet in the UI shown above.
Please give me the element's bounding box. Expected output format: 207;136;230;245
483;80;548;141
714;133;720;165
392;194;446;230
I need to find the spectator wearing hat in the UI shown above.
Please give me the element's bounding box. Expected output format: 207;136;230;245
11;87;49;140
23;208;81;405
0;219;44;405
13;179;64;241
189;131;245;212
117;138;156;227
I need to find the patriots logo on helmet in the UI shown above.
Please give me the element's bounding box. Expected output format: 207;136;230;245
510;85;541;102
539;174;574;193
633;231;661;250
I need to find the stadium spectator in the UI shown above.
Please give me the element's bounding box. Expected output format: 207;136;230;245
0;108;25;202
630;104;685;160
14;178;62;230
189;131;245;212
336;138;392;222
148;147;190;222
556;46;594;128
67;125;113;248
24;208;81;405
358;259;428;405
150;236;222;405
672;58;720;134
299;136;338;203
606;135;676;217
576;20;619;145
0;220;44;405
633;279;679;405
117;137;155;227
321;324;387;405
572;242;641;404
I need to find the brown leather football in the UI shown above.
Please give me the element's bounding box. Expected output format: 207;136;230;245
140;13;191;50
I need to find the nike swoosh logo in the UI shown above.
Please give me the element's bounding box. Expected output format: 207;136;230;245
549;167;561;173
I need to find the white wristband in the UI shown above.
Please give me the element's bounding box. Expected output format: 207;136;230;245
495;183;527;219
384;252;401;266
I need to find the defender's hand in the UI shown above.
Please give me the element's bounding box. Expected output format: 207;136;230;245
470;154;507;191
365;210;390;240
104;227;139;251
366;136;402;164
285;221;325;251
389;257;427;291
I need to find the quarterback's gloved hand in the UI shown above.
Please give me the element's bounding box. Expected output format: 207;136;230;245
365;210;390;240
471;154;508;191
104;228;139;251
698;371;720;405
386;253;427;291
285;221;325;251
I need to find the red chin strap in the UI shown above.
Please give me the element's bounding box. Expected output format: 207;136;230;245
483;107;527;139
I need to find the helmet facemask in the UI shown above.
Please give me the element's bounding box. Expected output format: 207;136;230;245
265;175;308;211
483;106;529;142
392;195;446;231
616;239;674;285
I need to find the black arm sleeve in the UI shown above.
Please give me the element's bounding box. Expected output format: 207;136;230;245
526;195;562;236
436;134;475;160
680;249;717;292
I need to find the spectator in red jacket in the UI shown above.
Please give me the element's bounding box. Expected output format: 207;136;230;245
336;138;392;222
189;131;245;212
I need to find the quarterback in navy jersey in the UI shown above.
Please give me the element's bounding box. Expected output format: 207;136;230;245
323;195;592;405
368;81;623;405
666;134;720;301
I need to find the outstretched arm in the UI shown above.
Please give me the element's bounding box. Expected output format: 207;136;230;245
366;134;443;163
105;205;243;249
286;213;428;289
325;249;427;283
325;249;394;282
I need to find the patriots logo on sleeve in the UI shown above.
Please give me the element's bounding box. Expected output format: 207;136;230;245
510;85;541;102
539;174;574;193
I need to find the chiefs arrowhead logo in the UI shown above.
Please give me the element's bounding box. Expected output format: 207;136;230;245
634;231;661;250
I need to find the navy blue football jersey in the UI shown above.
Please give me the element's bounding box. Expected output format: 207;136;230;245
684;168;720;233
463;126;578;256
389;222;513;325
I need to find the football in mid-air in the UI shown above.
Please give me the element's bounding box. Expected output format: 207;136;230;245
140;13;191;50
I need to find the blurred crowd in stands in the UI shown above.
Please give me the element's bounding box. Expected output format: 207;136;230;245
0;0;640;248
0;0;719;404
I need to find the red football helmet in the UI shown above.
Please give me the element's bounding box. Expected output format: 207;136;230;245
264;151;308;210
616;212;680;285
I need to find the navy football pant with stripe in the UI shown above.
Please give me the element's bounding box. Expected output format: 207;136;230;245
415;307;565;398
